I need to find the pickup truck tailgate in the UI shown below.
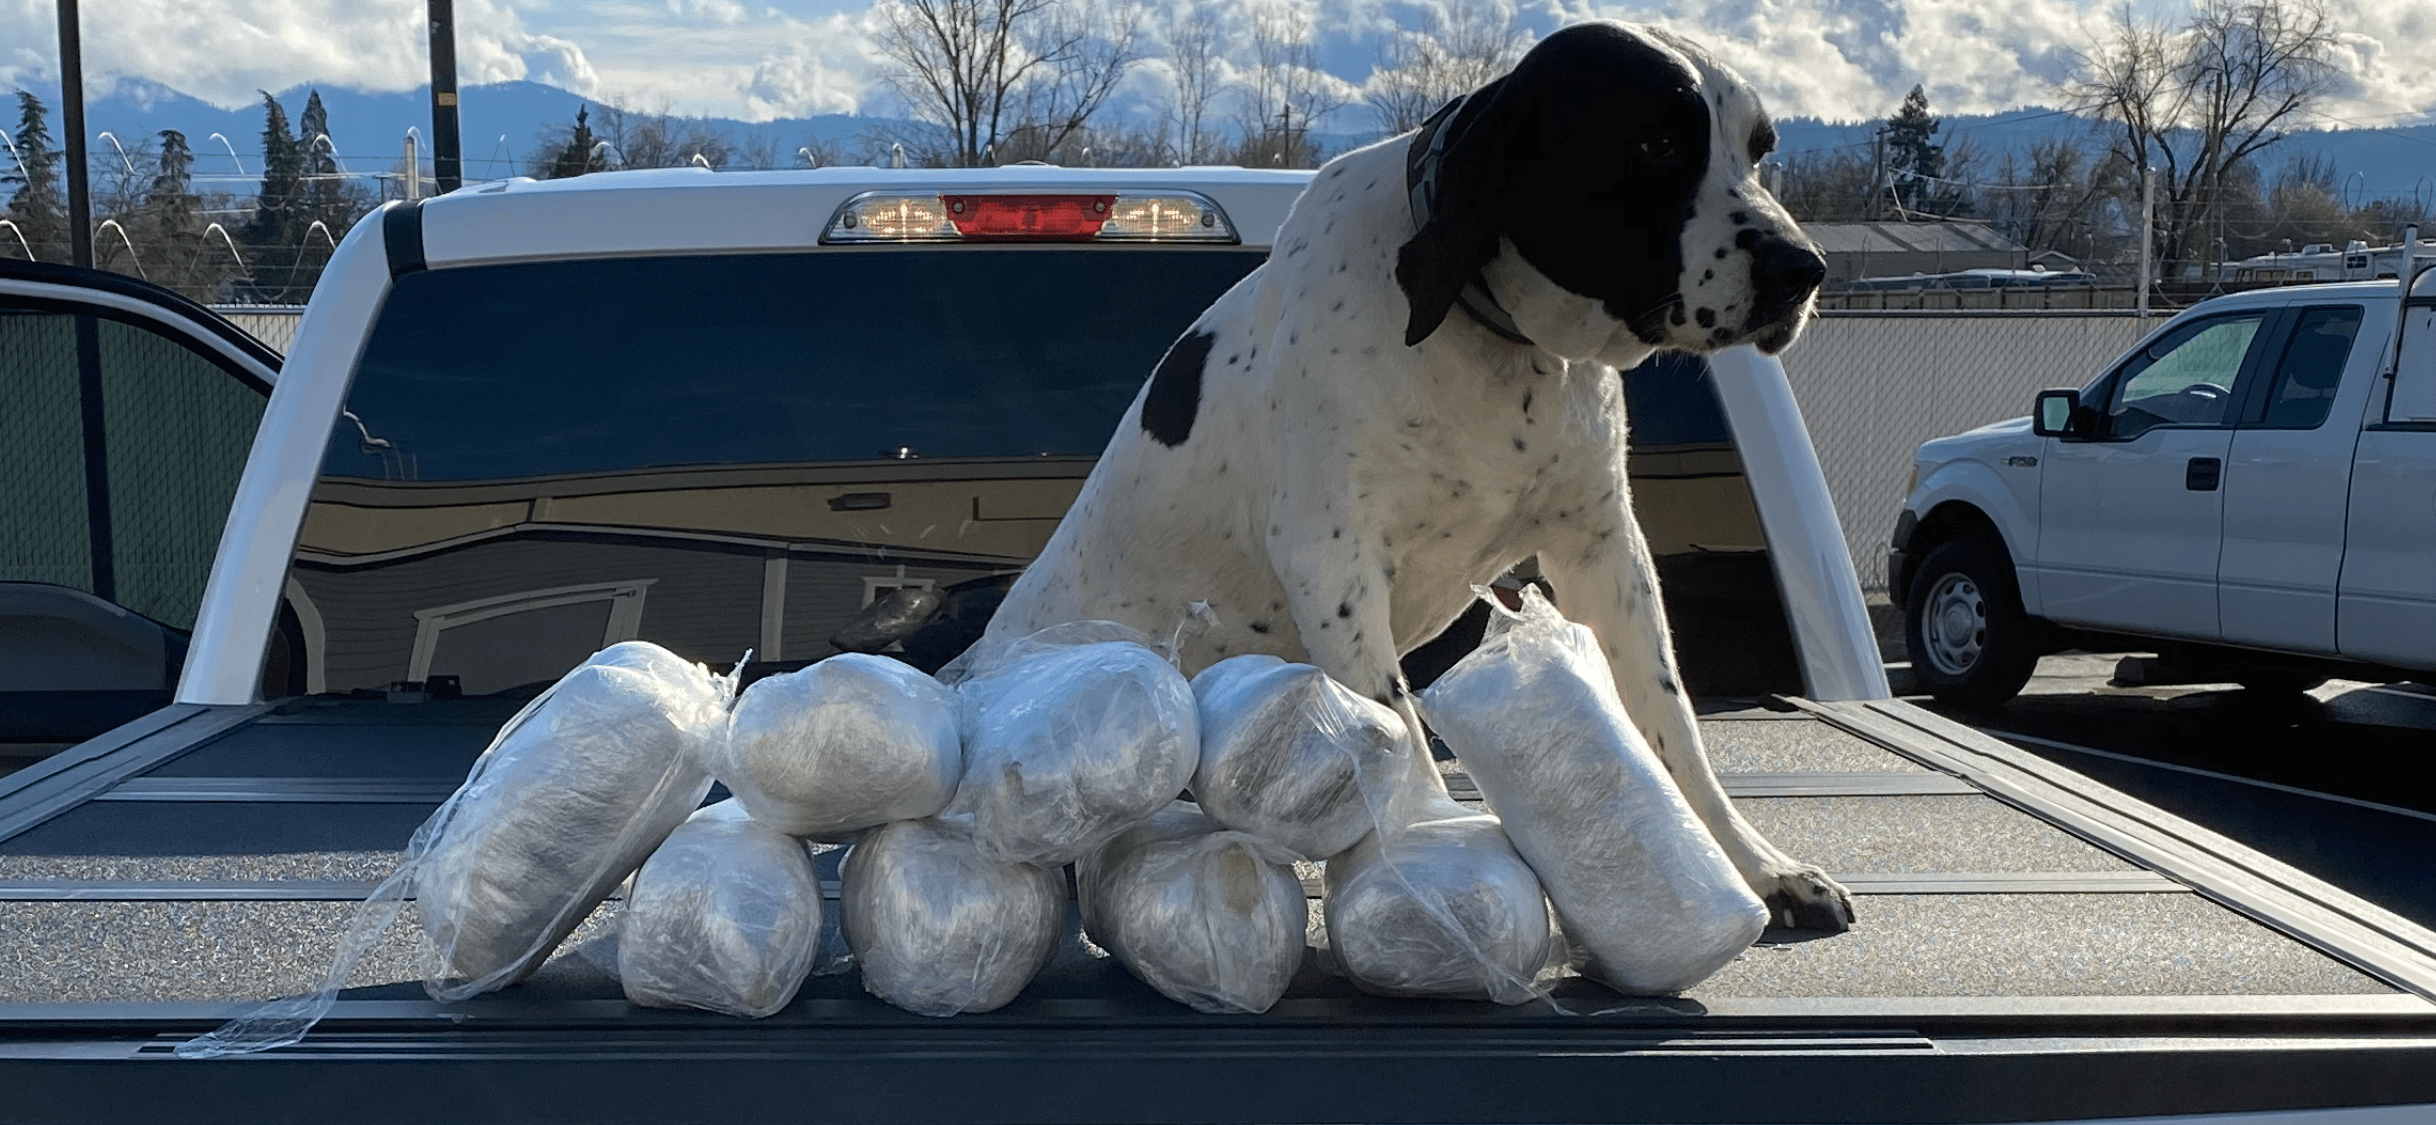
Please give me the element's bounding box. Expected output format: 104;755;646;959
4;698;2434;1123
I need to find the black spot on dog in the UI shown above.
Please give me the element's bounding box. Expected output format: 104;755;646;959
1660;677;1681;696
1337;602;1353;618
1715;247;1728;259
1332;528;1341;538
1521;388;1533;413
1695;307;1717;328
1249;620;1272;634
1669;305;1687;326
1748;119;1778;164
1703;269;1714;281
1512;436;1528;452
1142;330;1216;447
1729;210;1751;225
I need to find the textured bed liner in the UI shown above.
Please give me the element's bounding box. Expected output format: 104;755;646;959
0;698;2409;1011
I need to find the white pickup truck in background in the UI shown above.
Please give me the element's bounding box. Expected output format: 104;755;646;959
1891;266;2436;705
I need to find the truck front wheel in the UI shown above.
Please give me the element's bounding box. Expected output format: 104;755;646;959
1905;538;2040;708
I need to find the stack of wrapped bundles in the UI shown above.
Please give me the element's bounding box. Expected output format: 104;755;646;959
200;594;1776;1055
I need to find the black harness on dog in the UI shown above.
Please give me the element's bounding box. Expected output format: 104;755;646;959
1406;95;1536;347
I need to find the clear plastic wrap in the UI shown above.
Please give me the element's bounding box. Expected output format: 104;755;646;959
1077;801;1308;1014
412;641;726;997
1320;792;1556;1004
840;817;1064;1017
617;800;823;1018
1188;656;1396;861
944;624;1200;867
179;641;732;1057
1421;587;1766;995
715;653;963;840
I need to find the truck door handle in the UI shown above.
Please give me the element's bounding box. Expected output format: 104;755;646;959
2185;457;2221;491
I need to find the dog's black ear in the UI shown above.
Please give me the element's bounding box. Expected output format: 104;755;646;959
1397;77;1524;347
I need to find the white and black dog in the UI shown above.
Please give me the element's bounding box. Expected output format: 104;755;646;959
983;22;1852;929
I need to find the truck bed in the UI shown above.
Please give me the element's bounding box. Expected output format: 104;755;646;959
5;698;2434;1123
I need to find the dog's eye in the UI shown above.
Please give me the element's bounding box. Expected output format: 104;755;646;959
1640;135;1684;162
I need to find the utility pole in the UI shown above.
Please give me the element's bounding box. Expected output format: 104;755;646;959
427;0;463;194
2137;166;2155;318
55;0;92;268
1868;128;1885;223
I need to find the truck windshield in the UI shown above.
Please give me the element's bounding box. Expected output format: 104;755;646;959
283;249;1796;700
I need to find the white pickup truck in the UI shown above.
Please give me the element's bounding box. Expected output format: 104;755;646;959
6;174;2436;1124
1891;268;2436;705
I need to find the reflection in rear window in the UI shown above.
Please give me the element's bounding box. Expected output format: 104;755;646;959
336;249;1270;481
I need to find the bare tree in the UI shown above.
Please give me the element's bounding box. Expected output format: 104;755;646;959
581;102;737;169
875;0;1052;166
1231;1;1345;167
1365;0;1526;135
998;0;1145;163
2069;0;2336;277
1980;135;2127;260
1161;1;1225;163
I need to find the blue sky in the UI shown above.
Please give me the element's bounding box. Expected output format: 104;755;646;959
3;0;2432;129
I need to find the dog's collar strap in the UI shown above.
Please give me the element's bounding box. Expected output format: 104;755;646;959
1406;95;1536;348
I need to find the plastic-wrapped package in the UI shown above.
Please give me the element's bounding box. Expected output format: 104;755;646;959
945;624;1200;867
1078;802;1307;1014
416;641;726;997
178;642;735;1058
841;817;1064;1017
1421;587;1766;995
617;801;823;1018
715;654;963;840
1188;656;1396;860
1320;723;1554;1004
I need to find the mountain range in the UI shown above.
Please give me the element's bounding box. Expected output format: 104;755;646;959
35;76;2436;202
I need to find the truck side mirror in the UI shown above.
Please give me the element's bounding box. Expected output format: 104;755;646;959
2033;389;2082;437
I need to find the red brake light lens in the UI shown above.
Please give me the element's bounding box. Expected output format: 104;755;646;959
824;190;1238;244
942;194;1112;241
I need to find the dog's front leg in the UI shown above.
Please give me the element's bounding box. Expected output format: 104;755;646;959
1538;483;1856;932
1263;501;1446;795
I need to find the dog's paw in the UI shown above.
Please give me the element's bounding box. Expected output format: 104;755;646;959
1757;864;1856;932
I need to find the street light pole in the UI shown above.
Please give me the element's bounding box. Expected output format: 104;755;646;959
427;0;463;194
55;0;93;268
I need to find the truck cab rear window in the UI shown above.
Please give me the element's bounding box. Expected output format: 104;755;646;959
286;249;1794;700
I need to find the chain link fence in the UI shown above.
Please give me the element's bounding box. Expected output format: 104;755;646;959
211;307;2160;592
1780;311;2156;589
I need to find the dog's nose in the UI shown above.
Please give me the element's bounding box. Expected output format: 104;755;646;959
1752;235;1827;303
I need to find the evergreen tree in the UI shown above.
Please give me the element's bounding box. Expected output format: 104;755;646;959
544;104;607;179
4;89;66;261
242;91;305;298
298;90;348;225
1885;85;1946;214
147;129;201;233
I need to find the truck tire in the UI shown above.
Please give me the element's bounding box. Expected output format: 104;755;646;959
1904;538;2039;708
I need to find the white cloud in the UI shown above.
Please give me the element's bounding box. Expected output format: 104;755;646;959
2;0;2428;128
